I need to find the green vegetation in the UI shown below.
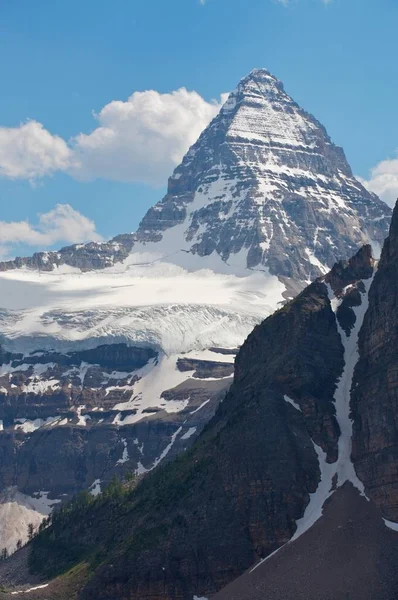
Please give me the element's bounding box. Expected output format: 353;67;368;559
28;473;137;579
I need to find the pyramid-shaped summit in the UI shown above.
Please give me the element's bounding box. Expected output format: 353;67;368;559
134;68;390;288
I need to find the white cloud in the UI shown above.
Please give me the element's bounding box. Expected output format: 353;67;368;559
0;204;102;258
0;121;72;180
69;88;226;186
359;156;398;208
0;88;226;187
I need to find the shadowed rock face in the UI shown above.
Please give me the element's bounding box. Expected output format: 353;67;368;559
351;203;398;520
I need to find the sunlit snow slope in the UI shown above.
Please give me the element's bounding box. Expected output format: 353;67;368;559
0;257;284;355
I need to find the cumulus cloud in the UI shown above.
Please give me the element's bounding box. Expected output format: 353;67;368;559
0;204;102;258
359;157;398;208
69;88;226;185
0;89;226;187
0;121;72;180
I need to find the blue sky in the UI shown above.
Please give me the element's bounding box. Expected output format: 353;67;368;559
0;0;397;258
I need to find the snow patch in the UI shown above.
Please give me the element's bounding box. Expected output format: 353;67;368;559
14;416;60;433
283;395;302;412
328;278;374;494
113;355;193;425
76;405;91;426
291;441;335;541
190;399;211;414
11;584;49;595
150;427;183;471
117;438;129;465
135;462;148;476
383;519;398;532
181;427;197;440
89;479;101;497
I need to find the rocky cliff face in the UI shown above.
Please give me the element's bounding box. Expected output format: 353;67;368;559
0;238;135;273
351;203;398;520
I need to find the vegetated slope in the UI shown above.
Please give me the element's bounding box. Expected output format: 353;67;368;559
16;205;398;600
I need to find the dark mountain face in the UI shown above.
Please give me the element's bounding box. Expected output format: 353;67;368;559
3;202;395;600
351;204;398;520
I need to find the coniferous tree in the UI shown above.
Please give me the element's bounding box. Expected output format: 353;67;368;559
0;548;8;561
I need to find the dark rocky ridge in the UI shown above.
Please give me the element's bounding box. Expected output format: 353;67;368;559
176;357;234;379
351;202;398;520
0;238;135;273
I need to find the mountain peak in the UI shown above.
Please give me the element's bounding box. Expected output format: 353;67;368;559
134;69;390;289
239;67;280;86
220;66;319;151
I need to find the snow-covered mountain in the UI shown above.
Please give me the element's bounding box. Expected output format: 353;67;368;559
0;68;392;553
0;69;390;289
134;68;390;287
